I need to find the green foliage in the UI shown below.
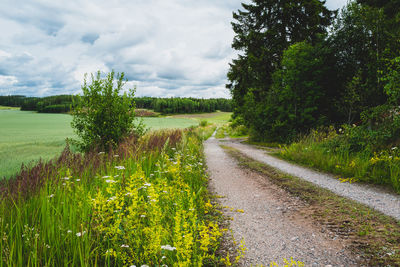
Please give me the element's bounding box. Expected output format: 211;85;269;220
267;41;332;141
381;56;400;104
199;120;208;127
228;0;400;142
71;71;137;151
228;0;334;141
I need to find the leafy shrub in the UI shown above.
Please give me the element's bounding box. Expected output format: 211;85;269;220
71;71;140;151
199;120;208;127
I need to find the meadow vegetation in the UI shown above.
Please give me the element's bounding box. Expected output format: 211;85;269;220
0;110;204;180
0;128;227;266
278;112;400;193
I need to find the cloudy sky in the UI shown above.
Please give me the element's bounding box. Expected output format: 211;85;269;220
0;0;347;98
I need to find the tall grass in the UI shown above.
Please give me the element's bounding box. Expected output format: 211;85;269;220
278;129;400;193
0;129;223;266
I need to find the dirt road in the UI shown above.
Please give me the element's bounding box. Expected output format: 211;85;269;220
204;136;360;266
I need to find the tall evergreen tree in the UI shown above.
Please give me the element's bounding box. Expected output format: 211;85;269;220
227;0;334;139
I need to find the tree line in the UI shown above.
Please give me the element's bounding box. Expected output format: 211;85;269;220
0;95;74;113
135;97;232;113
0;95;232;114
228;0;400;142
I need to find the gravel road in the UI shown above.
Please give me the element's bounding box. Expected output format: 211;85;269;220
223;140;400;221
205;136;360;266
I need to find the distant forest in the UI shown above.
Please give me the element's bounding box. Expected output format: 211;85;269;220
0;95;232;114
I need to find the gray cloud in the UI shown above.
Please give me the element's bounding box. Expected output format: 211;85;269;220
0;0;347;98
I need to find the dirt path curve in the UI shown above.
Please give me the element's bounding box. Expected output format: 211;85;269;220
222;140;400;221
204;136;359;266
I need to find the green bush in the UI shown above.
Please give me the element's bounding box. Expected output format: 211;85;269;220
71;70;140;151
199;120;208;127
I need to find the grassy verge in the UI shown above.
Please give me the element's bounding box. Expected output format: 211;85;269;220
215;124;248;139
0;129;225;266
221;145;400;266
276;132;400;193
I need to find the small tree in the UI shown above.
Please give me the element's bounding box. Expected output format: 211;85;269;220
71;70;138;151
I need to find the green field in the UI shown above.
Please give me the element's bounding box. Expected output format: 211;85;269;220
170;111;232;125
0;110;226;179
0;106;20;110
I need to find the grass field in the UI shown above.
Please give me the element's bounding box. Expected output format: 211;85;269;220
0;110;230;179
0;105;20;110
170;111;232;125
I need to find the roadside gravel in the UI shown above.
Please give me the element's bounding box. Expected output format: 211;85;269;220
205;136;360;266
223;140;400;221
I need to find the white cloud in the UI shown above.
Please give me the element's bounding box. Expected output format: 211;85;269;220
0;0;347;98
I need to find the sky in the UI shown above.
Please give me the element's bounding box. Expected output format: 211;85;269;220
0;0;347;98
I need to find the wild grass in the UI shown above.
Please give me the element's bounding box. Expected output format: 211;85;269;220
223;145;400;266
0;129;224;266
276;129;400;193
215;124;248;139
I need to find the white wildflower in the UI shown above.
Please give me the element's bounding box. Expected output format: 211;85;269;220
140;215;146;218
121;244;129;248
161;244;176;251
98;152;105;155
76;179;80;182
144;183;151;187
62;177;70;180
105;180;116;184
115;166;125;170
114;154;119;157
107;196;116;202
48;194;55;198
67;230;72;234
102;175;111;178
